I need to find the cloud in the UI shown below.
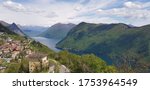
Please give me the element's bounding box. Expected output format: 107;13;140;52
1;0;150;26
2;0;44;13
74;6;82;11
124;1;150;9
46;12;58;18
96;1;150;19
2;0;27;12
124;1;142;8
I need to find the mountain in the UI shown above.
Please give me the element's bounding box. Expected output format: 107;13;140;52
20;25;48;37
8;23;25;36
0;21;25;36
56;22;150;72
0;20;10;27
0;23;116;73
39;23;76;40
0;23;16;35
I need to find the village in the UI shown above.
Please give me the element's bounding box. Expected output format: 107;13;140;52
0;33;70;73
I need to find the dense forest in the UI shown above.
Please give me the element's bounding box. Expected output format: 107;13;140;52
56;22;150;72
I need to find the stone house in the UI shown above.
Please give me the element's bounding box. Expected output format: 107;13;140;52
11;51;20;59
0;66;6;73
28;53;49;73
0;32;4;35
29;60;41;73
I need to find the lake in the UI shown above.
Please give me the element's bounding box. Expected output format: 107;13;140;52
32;37;60;52
32;37;112;65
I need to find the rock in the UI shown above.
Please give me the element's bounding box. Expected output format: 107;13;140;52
59;65;70;73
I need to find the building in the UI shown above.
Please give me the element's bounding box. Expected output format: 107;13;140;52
0;66;6;73
28;53;49;73
0;32;4;35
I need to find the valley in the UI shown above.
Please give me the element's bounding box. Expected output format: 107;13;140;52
0;19;150;73
0;21;116;73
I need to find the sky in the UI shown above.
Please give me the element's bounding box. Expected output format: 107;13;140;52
0;0;150;26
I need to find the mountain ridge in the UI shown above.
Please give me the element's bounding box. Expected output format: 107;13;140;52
39;23;76;40
0;21;25;36
0;23;116;73
56;22;150;72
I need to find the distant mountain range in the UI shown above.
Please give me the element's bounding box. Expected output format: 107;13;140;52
20;25;48;37
0;20;25;36
39;23;76;40
56;22;150;72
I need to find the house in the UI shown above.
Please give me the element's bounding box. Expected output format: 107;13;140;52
48;65;55;73
11;51;19;59
0;66;6;73
28;53;49;73
0;32;4;35
0;50;2;56
0;66;6;70
7;37;12;42
3;58;12;63
41;56;49;69
29;61;41;73
26;49;32;55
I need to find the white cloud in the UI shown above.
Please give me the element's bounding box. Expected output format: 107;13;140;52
95;1;150;26
124;1;150;9
96;1;150;19
74;6;82;11
97;8;150;19
1;0;150;26
124;2;142;9
3;0;27;12
2;0;44;13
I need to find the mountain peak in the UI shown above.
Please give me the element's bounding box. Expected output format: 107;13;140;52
8;23;25;36
12;22;17;25
0;20;10;27
81;22;87;24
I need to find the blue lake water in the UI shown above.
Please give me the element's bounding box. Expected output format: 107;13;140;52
32;37;60;52
32;37;112;65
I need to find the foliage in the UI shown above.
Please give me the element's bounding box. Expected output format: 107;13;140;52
4;63;20;73
55;51;117;73
56;22;150;72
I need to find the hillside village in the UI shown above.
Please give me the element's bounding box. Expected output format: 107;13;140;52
0;33;70;73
